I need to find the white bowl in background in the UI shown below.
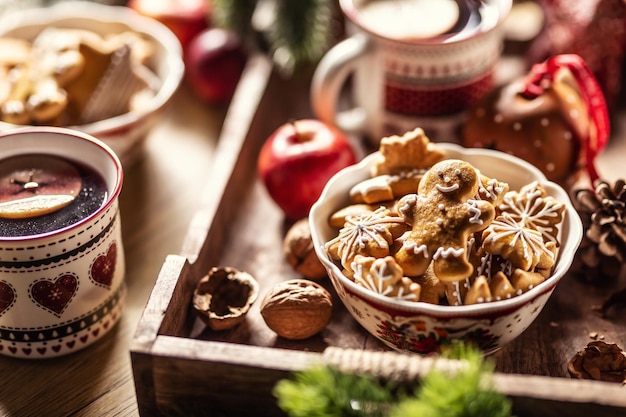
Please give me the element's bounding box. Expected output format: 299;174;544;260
0;2;185;166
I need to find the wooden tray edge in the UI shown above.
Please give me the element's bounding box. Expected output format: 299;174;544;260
130;53;626;416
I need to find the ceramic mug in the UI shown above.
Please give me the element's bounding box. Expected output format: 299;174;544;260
0;127;125;359
311;0;512;144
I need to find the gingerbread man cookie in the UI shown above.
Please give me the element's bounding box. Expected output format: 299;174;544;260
394;159;495;281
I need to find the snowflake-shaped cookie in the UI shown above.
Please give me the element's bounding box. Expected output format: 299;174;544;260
498;181;565;245
351;255;421;301
481;213;557;271
325;207;406;272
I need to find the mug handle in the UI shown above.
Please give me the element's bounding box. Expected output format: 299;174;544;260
310;33;371;133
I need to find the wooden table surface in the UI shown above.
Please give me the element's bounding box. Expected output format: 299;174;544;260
0;84;226;417
1;57;626;416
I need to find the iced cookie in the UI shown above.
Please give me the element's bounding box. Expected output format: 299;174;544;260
350;255;421;301
498;181;565;245
373;127;445;176
325;207;407;273
394;159;496;281
482;213;558;271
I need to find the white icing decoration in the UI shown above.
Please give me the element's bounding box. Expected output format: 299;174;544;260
398;194;417;219
325;207;405;266
350;175;393;197
433;246;464;259
403;240;429;257
467;199;484;224
436;183;459;193
499;185;564;244
452;281;462;306
352;259;418;301
352;262;391;296
485;214;555;264
475;174;507;203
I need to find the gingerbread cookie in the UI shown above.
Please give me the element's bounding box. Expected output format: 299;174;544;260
414;265;446;304
0;27;157;127
482;213;557;272
394;159;496;281
350;255;421;302
372;127;445;176
325;207;406;273
476;173;509;205
322;128;568;307
498;181;565;245
328;203;375;229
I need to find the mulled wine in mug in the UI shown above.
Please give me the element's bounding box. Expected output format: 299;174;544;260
311;0;512;143
0;127;125;358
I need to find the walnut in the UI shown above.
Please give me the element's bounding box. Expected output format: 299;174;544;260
193;266;259;331
260;279;333;340
284;218;327;280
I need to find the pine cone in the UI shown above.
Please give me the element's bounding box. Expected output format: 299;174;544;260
573;179;626;280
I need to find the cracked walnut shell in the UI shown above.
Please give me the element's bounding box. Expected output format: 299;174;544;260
260;279;333;340
193;266;259;331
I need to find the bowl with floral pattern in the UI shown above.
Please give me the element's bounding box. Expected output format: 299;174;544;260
309;141;583;355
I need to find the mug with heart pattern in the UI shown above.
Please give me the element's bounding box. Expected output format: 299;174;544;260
0;127;125;358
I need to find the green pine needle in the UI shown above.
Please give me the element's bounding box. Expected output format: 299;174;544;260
274;365;393;417
210;0;334;74
268;0;334;72
274;343;513;417
211;0;258;37
390;344;513;417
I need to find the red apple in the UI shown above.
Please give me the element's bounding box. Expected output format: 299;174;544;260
258;119;358;220
184;28;248;104
128;0;210;48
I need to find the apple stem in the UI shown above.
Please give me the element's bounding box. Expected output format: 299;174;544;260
288;119;308;143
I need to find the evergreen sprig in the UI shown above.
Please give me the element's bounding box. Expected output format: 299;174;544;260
211;0;334;74
274;343;514;417
211;0;257;38
268;0;333;73
274;364;393;417
390;344;513;417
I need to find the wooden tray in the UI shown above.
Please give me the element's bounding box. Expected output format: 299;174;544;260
130;54;626;417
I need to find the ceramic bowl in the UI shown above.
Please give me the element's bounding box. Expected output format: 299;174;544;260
309;143;583;355
0;2;184;166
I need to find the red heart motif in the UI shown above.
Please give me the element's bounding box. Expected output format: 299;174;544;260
90;243;117;288
0;281;15;316
31;274;78;316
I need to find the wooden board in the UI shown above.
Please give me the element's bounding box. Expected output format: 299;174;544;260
130;53;626;417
